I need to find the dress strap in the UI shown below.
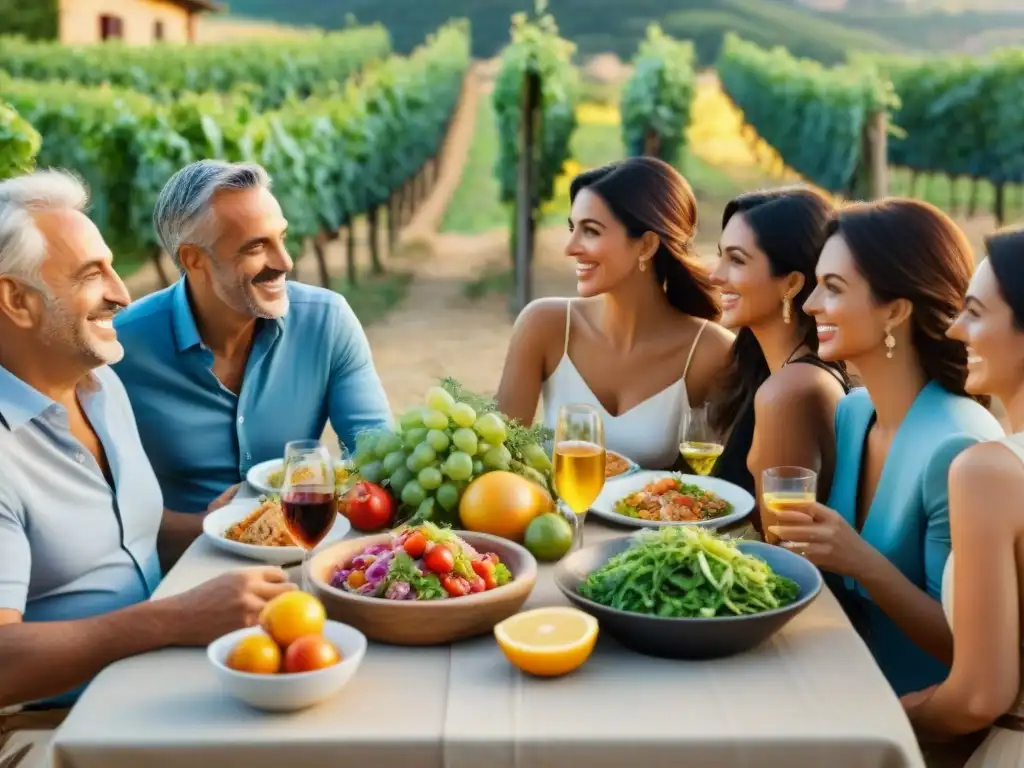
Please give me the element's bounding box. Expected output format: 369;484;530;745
563;299;572;357
682;319;709;382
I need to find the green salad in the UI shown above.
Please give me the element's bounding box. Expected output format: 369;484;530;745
577;526;800;618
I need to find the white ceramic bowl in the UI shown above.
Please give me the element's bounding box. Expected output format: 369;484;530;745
207;621;367;712
590;470;754;530
202;497;351;566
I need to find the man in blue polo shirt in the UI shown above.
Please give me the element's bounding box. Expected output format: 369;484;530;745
112;160;393;513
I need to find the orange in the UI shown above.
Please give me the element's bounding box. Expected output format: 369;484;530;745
459;471;553;541
259;592;326;649
494;607;598;677
226;632;282;675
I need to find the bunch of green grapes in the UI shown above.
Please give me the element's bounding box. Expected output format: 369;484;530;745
351;383;553;525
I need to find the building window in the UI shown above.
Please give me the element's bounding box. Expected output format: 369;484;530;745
99;14;123;41
154;20;165;41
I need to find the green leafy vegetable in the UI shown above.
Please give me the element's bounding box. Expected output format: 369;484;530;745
578;526;800;618
387;551;446;601
493;562;512;586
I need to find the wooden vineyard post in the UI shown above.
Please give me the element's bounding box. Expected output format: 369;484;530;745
312;232;331;288
995;183;1006;226
513;69;541;318
853;110;889;201
368;206;383;274
642;130;661;159
150;246;172;288
868;111;889;200
345;220;357;286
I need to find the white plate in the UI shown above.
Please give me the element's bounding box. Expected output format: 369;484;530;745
605;449;641;479
245;457;351;496
590;470;754;530
203;497;351;565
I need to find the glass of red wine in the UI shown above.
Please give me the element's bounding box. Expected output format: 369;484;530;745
281;440;337;591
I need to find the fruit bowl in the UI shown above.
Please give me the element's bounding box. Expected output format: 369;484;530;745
306;531;538;645
207;621;366;712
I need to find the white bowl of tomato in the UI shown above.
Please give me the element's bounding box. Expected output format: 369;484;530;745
305;523;538;645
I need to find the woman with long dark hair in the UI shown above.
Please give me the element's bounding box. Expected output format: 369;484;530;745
497;157;733;469
771;199;1004;698
902;228;1024;767
707;187;850;527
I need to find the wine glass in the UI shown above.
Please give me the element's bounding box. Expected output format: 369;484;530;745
552;404;606;550
282;440;337;590
679;403;723;476
761;466;817;545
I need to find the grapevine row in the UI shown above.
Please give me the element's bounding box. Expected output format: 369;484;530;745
1;21;470;278
620;24;695;167
0;99;39;180
0;25;391;110
862;50;1024;186
492;9;579;210
716;33;896;195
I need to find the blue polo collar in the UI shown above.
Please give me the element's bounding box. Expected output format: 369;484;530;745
170;276;286;353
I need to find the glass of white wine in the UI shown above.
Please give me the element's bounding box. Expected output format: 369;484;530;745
761;466;817;544
553;404;606;550
679;403;723;476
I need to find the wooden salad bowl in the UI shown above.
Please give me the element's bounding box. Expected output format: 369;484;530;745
306;531;538;646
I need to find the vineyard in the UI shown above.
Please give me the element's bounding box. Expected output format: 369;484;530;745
0;22;469;282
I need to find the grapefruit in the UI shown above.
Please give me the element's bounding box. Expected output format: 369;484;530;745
458;471;553;541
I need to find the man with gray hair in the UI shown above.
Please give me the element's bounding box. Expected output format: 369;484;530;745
112;160;392;512
0;170;295;762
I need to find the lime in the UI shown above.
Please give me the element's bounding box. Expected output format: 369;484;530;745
523;513;574;562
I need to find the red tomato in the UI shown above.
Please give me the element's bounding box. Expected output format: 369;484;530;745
468;575;486;593
482;552;499;566
341;482;395;532
403;531;427;559
441;574;471;597
424;544;455;574
471;559;497;590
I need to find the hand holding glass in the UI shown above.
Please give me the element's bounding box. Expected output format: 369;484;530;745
281;440;337;589
679;403;723;476
761;466;817;545
552;404;606;549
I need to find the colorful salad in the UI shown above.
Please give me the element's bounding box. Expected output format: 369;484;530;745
614;476;732;523
329;522;513;600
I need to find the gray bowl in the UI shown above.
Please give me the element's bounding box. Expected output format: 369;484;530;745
554;535;823;660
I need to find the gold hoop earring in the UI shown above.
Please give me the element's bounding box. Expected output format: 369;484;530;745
885;329;895;359
782;297;792;324
639;260;647;273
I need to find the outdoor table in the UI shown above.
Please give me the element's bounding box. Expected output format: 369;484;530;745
49;486;926;768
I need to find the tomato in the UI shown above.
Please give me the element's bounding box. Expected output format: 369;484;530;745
441;573;471;597
468;575;486;593
346;570;367;588
424;544;455;574
341;481;395;532
471;559;498;590
403;530;427;559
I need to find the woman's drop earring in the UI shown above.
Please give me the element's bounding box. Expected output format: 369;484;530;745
782;296;792;324
885;328;896;359
639;259;647;273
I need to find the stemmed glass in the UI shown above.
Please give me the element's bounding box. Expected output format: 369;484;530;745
552;404;606;550
281;440;337;591
679;402;723;476
761;466;817;545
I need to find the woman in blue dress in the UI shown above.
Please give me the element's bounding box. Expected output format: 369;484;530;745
770;199;1005;696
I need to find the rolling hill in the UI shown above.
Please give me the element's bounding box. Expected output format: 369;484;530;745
222;0;1024;63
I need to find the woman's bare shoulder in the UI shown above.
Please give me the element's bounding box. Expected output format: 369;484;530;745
755;360;844;411
948;439;1024;537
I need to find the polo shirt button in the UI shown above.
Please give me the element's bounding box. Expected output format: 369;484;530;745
75;452;85;464
237;416;244;424
245;453;252;461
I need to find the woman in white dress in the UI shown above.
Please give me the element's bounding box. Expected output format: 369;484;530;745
496;157;733;469
903;228;1024;766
